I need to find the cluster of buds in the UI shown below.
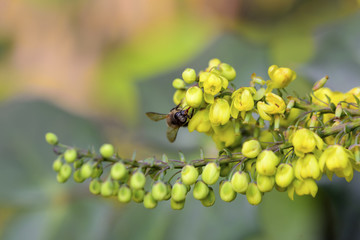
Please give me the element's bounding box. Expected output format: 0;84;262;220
46;59;360;208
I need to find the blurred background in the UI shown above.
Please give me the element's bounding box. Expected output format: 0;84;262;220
1;0;360;239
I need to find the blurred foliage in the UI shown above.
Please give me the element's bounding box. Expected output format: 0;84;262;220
0;0;360;239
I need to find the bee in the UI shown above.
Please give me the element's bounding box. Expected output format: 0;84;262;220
146;106;192;142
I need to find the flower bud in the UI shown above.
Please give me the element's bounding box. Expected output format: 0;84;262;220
257;175;275;192
56;174;67;183
312;75;329;91
91;166;103;178
118;185;132;203
231;171;249;193
100;180;114;197
59;163;72;180
163;183;172;201
291;128;323;157
100;144;114;158
151;181;168;201
110;162;128;180
246;183;262;205
73;169;85;183
64;148;77;163
242;140;262;158
182;68;197;84
112;181;120;196
181;165;199;185
208;58;221;68
132;189;145;203
268;65;296;89
185;86;203;108
171;182;187;202
256;150;280;176
193;180;209;200
201;187;215;207
130;171;146;190
203;73;222;96
52;158;62;172
188;109;211;133
45;132;58;145
219;63;236;81
202;162;220;185
73;159;83;169
172;78;186;89
275;163;294;188
80;162;93;179
89;179;101;195
143;192;158;209
300;154;321;179
219;180;237;202
171;198;185;210
209;98;230;126
173;89;186;105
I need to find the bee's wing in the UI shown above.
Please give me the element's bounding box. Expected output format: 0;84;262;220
166;126;179;143
146;112;168;121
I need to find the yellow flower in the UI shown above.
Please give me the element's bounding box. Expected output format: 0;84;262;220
212;122;240;148
312;87;345;106
295;154;321;180
345;87;360;109
246;183;262;205
188;109;212;133
291;128;324;157
256;150;280;176
173;89;186;105
185;86;203;108
257;93;286;121
268;65;297;89
230;88;256;118
319;145;354;182
287;178;318;200
209;98;230;126
219;63;236;81
203;73;222;96
275;163;294;188
242;140;262;158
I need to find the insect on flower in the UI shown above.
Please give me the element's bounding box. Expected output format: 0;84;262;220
146;105;192;142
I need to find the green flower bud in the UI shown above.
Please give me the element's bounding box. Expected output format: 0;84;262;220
185;86;203;108
209;98;230;126
181;165;199;185
100;144;114;158
118;185;132;203
242;140;262;158
201;187;215;207
219;63;236;81
257;175;275;192
202;162;220;185
171;182;187;202
193;180;209;200
275;163;294;188
89;179;101;195
100;180;114;197
231;171;249;193
163;183;172;201
64;148;77;163
52;158;62;172
56;173;67;183
110;162;128;180
220;163;232;177
132;189;145;203
219;180;236;202
91;166;103;178
173;89;186;105
171;198;185;210
73;169;85;183
45;132;58;145
73;159;83;169
208;58;221;68
130;171;146;190
144;192;158;209
59;163;72;180
246;183;262;205
151;181;168;201
182;68;197;84
256;150;280;176
80;162;93;179
172;78;186;89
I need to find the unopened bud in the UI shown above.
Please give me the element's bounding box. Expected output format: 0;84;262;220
312;75;329;91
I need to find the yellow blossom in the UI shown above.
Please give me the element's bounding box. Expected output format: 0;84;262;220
291;128;324;157
209;98;230;126
188;109;212;133
230;88;256;118
257;93;286;121
268;65;297;89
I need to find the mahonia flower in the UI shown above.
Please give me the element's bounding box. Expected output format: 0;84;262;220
287;178;318;200
291;128;324;157
185;86;203;108
188;109;212;133
230;87;256;118
219;63;236;81
275;163;294;188
256;150;280;176
242;140;262;158
209;98;230;126
257;93;286;121
268;65;296;89
345;87;360;109
212;122;239;148
312;87;345;106
294;154;321;180
173;89;186;105
319;145;354;182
